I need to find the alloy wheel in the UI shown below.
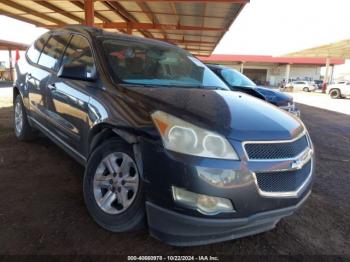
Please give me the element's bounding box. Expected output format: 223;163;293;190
14;100;23;135
93;152;139;214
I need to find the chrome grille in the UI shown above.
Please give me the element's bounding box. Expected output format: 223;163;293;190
255;160;312;193
244;134;309;160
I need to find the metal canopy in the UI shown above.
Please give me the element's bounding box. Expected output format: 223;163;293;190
0;0;248;56
285;39;350;59
0;39;28;50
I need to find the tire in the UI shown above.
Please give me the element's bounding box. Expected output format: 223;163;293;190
329;89;341;99
83;138;145;232
303;87;309;92
14;94;36;141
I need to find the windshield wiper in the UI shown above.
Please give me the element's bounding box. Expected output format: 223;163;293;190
121;83;173;88
181;85;229;90
121;83;228;90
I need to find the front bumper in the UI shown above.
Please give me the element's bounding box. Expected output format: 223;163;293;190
140;130;314;246
147;191;311;246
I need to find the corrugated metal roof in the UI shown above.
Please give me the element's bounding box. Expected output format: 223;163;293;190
0;0;248;56
0;39;28;50
198;54;345;65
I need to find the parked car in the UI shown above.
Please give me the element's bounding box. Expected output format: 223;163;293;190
285;81;317;92
326;81;350;98
206;64;300;116
14;26;315;246
313;80;323;89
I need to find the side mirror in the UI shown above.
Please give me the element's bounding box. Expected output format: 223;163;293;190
57;63;96;82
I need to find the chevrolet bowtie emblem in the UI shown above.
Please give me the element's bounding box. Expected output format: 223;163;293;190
291;149;312;170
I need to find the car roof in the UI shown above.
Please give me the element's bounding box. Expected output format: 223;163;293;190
50;25;180;50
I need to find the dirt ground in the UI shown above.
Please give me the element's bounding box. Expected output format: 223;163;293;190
0;95;349;256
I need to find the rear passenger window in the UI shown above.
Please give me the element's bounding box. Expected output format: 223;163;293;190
60;35;96;78
26;33;49;64
38;33;70;71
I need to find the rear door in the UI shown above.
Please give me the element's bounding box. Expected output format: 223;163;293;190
44;34;96;157
26;33;50;124
343;82;350;96
295;81;305;91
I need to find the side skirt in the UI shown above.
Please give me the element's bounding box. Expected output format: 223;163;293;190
29;116;87;167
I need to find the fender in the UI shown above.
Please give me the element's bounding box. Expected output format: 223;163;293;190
88;124;144;179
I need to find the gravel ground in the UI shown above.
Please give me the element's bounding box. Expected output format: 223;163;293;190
0;99;349;256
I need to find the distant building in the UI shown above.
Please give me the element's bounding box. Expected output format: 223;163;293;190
198;55;345;87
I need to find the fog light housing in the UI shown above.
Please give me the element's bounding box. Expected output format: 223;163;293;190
172;186;234;215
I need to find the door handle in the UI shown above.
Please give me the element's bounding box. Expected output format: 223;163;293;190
48;84;56;91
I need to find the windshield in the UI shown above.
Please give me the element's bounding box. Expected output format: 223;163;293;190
220;68;256;88
102;38;228;89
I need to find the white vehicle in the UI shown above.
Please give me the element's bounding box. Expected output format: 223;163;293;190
327;82;350;99
285;81;317;92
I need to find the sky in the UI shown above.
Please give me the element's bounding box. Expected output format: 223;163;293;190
0;0;350;76
215;0;350;56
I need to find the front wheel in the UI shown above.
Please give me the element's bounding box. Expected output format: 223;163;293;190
303;87;309;92
83;139;145;232
329;89;341;99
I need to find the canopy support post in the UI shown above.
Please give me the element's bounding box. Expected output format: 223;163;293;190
84;0;94;26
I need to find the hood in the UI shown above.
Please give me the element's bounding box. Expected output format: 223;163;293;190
121;87;304;142
255;86;293;106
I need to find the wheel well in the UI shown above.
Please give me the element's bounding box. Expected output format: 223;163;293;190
13;86;20;104
89;125;122;153
88;125;138;154
329;88;340;94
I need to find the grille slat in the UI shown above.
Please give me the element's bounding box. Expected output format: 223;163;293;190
255;160;312;193
245;135;309;160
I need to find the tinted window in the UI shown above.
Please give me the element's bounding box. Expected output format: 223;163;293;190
61;35;95;78
38;33;70;70
220;68;256;88
26;33;49;63
102;38;228;89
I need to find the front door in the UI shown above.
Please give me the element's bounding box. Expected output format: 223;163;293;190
45;34;97;157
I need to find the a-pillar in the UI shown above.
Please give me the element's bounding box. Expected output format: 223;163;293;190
84;0;94;26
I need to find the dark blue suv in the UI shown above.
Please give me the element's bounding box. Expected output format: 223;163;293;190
207;64;300;117
14;26;313;246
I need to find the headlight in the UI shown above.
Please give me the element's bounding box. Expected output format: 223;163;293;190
152;111;239;160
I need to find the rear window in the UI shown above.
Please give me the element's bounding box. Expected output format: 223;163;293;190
26;33;49;64
38;33;70;71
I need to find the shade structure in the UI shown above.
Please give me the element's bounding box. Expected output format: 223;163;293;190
0;39;28;50
0;0;248;56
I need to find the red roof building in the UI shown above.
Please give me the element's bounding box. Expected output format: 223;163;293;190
197;54;345;86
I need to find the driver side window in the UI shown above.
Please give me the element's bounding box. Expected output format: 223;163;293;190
61;35;96;79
